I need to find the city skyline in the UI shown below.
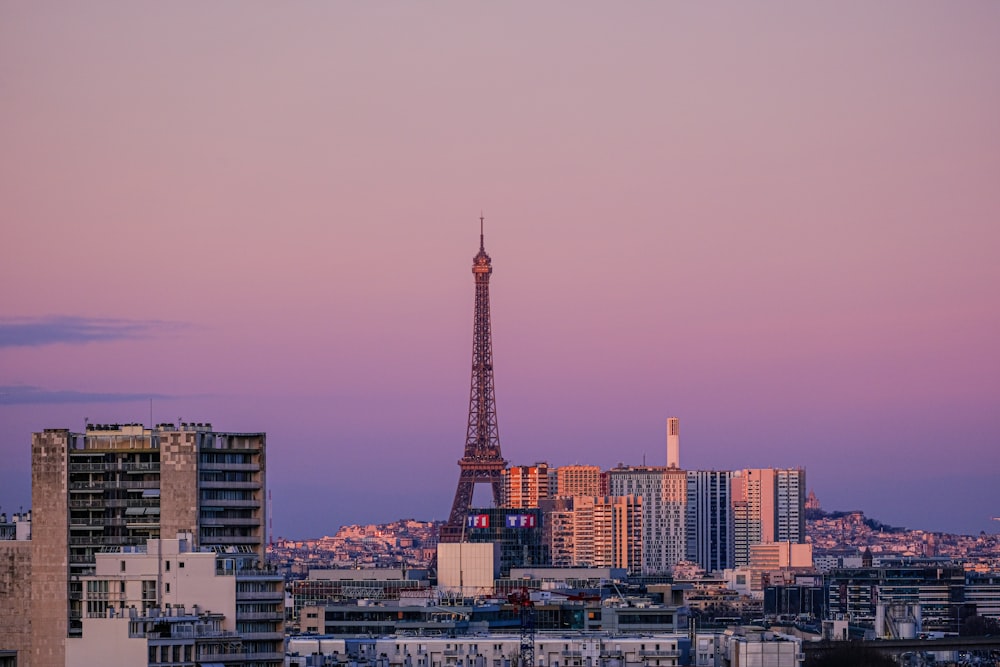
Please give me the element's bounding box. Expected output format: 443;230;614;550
2;4;998;538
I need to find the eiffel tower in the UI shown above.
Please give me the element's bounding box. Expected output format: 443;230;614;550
441;217;508;542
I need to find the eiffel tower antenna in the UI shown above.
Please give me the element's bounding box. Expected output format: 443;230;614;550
441;216;508;542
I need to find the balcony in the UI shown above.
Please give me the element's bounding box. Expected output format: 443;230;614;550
69;536;146;546
200;463;260;472
237;631;284;641
239;651;284;662
198;498;260;508
198;481;262;490
236;611;284;621
200;535;261;545
70;479;160;490
235;590;283;601
639;650;680;658
200;518;261;527
69;462;160;473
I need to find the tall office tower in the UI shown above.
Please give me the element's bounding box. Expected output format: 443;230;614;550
443;219;508;543
31;423;271;667
501;463;550;508
607;466;687;574
553;465;602;498
731;468;806;567
685;471;734;572
666;417;680;469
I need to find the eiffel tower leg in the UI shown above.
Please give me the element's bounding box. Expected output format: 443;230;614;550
450;478;475;525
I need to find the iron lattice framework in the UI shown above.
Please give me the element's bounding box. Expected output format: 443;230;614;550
443;218;508;540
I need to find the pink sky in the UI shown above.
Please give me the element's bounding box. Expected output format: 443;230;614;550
1;3;998;537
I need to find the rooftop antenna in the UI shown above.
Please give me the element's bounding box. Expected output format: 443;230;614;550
479;213;485;250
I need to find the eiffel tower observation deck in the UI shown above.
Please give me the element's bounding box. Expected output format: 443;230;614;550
441;217;508;543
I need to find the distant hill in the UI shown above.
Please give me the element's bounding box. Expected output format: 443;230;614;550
808;508;906;534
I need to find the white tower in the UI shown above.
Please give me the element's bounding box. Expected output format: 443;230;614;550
666;417;680;468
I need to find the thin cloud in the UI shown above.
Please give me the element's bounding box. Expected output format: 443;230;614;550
0;316;183;348
0;386;172;405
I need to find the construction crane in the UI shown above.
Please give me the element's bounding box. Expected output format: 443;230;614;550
508;588;535;667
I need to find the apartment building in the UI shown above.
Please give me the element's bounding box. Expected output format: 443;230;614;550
553;465;603;498
607;466;686;575
501;463;550;508
30;422;269;667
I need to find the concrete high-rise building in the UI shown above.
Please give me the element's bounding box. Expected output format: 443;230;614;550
501;462;549;508
666;417;680;469
553;465;602;499
685;470;734;572
607;466;686;574
731;468;806;567
30;423;269;667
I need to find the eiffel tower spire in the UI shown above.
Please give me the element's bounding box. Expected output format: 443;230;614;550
442;217;507;541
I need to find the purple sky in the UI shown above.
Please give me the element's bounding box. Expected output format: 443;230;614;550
2;3;998;538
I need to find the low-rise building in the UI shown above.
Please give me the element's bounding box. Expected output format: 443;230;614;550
67;533;283;667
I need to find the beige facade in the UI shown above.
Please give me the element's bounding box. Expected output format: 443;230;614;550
436;542;500;597
71;534;283;666
748;541;814;593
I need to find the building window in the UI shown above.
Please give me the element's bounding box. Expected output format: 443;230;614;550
166;561;171;572
120;560;126;572
165;583;170;593
179;561;185;568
